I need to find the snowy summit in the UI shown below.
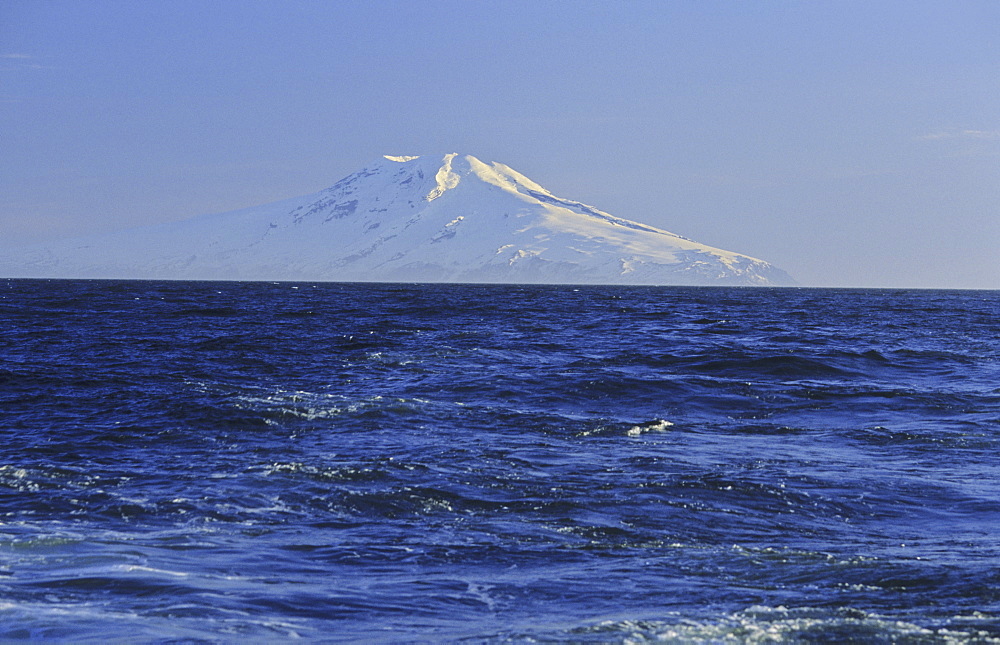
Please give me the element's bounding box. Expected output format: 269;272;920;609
2;153;794;285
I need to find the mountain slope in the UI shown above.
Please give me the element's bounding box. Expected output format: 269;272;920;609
1;153;795;285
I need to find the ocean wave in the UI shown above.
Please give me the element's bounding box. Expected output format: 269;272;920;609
556;606;1000;643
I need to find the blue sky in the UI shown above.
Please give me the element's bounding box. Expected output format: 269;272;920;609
2;0;998;288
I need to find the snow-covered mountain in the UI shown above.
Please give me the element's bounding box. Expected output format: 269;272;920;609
1;153;794;285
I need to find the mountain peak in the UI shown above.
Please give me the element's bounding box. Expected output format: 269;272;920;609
1;154;795;286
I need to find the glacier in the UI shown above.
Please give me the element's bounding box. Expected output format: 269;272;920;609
0;153;795;286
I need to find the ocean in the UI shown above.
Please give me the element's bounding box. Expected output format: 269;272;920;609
1;279;998;642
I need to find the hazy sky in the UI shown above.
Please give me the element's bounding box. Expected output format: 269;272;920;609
2;1;998;288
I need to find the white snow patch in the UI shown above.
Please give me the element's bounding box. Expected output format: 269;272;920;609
426;152;461;201
509;249;539;265
384;155;420;162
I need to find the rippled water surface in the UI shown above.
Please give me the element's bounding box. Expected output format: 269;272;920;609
1;280;999;641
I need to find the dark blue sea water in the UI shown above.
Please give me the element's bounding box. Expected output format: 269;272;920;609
1;280;999;642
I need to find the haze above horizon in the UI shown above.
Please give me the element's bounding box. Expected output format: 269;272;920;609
2;1;998;289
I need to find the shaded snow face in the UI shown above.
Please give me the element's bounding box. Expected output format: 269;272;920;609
0;153;795;286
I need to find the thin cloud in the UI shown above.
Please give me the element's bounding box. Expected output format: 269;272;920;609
962;130;1000;139
0;54;54;71
918;129;1000;141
